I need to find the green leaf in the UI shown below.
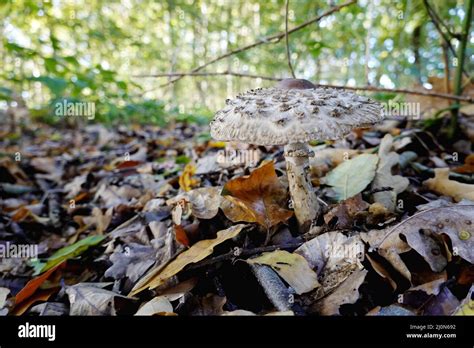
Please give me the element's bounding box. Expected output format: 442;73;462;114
324;154;379;201
30;76;68;96
0;87;13;100
30;235;105;275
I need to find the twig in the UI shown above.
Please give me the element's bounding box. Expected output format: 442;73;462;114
158;0;357;88
285;0;296;78
423;0;461;39
133;71;281;81
450;0;473;136
423;0;470;79
185;242;304;271
410;162;474;184
319;83;474;103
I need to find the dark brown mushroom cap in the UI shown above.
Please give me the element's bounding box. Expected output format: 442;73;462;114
210;85;383;146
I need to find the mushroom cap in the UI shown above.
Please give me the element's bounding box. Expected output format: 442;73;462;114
210;84;383;146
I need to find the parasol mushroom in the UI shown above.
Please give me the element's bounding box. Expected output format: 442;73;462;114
210;78;383;232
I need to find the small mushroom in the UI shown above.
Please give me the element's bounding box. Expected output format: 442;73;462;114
210;78;383;232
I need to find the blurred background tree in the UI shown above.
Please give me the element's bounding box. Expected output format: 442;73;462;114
0;0;472;125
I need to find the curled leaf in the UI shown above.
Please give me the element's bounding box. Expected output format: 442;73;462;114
248;250;320;294
221;161;293;229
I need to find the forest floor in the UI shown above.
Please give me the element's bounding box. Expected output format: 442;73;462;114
0;113;473;316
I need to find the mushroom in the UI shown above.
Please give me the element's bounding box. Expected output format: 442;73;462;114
210;78;383;232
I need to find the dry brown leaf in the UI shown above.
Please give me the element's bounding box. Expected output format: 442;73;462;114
311;269;367;315
0;157;29;185
130;224;247;295
295;231;364;297
424;168;474;202
453;154;474;174
361;228;412;281
220;161;293;229
323;194;369;229
309;148;359;177
248;250;320;294
366;253;397;290
92;207;113;234
371;134;409;211
396;206;474;271
170;187;222;219
454;285;474;316
364;206;474;279
134;296;174;316
66;283;129;316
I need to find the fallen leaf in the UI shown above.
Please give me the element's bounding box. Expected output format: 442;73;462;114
295;232;364;298
220;161;293;229
0;157;29;184
15;262;65;305
159;277;198;301
135;296;174;316
168;187;223;220
323;194;369;229
179;163;199;192
395;206;474;271
92;207;113;234
311;269;367;315
367;304;416;316
361;228;412;281
130;224;247;295
12;288;57;316
421;285;460;315
222;309;256;316
104;243;156;283
28;302;68;316
248;250;320;294
363;206;474;281
454;285;474;316
64;174;87;199
324;154;379;201
366;253;397;290
185;187;222;219
31;235;105;275
371;134;409;211
309;147;359;177
188;294;226;316
424;168;474;202
0;287;10;309
174;225;190;247
453;154;474;174
66;283;129;316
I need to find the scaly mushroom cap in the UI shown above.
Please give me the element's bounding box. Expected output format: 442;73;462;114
210;84;383;145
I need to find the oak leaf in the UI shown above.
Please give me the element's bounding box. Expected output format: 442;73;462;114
220;161;293;229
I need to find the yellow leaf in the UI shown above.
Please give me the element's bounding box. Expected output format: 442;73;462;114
248;250;320;294
130;224;247;295
424;168;474;202
179;163;199;192
454;286;474;316
208;141;226;148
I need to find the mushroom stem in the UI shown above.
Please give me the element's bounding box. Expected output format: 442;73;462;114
284;142;320;232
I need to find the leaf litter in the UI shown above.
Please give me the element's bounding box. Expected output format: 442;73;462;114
0;119;473;316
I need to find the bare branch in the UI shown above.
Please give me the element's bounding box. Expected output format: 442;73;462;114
317;83;474;103
423;0;470;79
158;0;357;88
133;70;474;102
133;71;281;81
285;0;296;78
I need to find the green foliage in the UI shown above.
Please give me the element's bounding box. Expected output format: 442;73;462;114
0;0;470;123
